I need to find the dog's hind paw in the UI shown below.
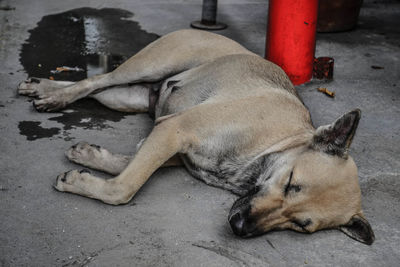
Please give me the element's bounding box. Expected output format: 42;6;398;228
18;77;72;98
33;95;67;112
18;77;43;97
18;78;71;111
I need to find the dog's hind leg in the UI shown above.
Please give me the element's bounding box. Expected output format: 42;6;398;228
89;84;150;113
32;72;115;112
19;77;150;113
55;117;189;204
18;78;75;97
31;30;251;112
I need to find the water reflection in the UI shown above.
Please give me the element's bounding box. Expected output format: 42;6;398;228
20;7;159;82
18;8;159;139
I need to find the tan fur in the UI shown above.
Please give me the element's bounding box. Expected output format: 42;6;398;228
19;30;373;244
251;151;362;233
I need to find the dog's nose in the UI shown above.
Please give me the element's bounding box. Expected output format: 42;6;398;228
229;212;246;236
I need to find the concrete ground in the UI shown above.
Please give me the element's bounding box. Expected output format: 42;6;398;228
1;0;399;266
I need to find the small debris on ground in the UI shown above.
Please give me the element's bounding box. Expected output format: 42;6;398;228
371;65;384;69
50;66;84;74
0;185;9;191
317;87;335;98
0;6;16;11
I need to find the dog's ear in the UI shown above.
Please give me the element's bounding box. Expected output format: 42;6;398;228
312;109;361;158
339;214;375;245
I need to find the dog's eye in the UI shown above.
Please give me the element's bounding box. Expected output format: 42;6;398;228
284;171;301;196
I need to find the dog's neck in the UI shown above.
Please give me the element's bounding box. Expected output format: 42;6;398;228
232;152;282;195
231;133;311;196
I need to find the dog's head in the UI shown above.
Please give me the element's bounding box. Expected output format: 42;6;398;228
229;109;375;245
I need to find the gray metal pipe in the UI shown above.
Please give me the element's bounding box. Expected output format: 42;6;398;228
201;0;218;25
191;0;227;30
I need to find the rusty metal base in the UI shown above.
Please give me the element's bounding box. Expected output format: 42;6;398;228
190;20;227;30
313;57;334;80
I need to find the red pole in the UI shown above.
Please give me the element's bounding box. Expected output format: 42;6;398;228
265;0;318;85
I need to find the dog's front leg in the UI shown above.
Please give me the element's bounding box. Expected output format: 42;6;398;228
65;141;183;175
54;117;191;205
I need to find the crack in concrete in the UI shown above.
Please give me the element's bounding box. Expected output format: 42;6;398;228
61;243;125;267
192;240;270;267
265;238;276;250
265;238;288;262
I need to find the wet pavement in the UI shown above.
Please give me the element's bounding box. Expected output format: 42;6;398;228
1;0;399;266
18;7;159;140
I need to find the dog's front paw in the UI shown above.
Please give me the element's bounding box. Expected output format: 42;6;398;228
65;142;104;167
54;169;91;192
53;170;122;205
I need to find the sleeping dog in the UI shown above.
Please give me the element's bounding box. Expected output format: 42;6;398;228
18;29;374;244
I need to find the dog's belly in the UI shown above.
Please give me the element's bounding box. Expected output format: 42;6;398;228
154;69;217;118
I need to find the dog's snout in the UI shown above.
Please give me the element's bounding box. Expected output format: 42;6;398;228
229;195;256;237
229;212;246;236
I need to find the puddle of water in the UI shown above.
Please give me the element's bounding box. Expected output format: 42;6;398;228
19;7;159;140
18;121;60;141
20;7;159;81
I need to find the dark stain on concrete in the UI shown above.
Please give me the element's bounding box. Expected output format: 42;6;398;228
19;7;159;133
18;121;60;141
48;99;131;131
